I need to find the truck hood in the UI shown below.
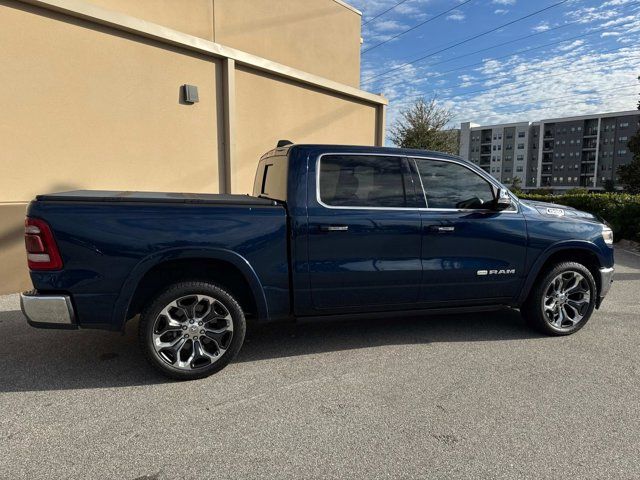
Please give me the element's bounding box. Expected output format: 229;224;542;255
519;199;600;222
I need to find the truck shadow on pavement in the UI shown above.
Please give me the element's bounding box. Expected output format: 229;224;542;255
0;306;542;393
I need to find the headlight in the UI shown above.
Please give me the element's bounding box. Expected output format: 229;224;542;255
602;226;614;245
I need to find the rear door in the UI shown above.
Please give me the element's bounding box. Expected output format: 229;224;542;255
306;153;423;311
412;156;528;304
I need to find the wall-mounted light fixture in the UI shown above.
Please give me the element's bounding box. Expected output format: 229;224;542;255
182;84;199;104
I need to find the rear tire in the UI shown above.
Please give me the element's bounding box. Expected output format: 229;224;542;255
522;262;596;336
139;281;246;380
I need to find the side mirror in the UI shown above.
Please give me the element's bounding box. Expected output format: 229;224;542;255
493;188;512;211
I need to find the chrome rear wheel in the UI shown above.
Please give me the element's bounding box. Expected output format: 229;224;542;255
153;294;234;371
139;282;246;380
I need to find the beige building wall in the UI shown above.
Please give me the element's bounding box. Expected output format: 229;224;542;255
234;66;377;193
213;0;362;87
85;0;215;40
0;0;384;294
83;0;362;86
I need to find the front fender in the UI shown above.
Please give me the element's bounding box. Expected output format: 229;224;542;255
517;240;607;305
112;247;269;330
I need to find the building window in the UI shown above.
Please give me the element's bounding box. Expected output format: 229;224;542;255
620;136;628;141
517;155;524;161
516;166;523;172
577;126;582;131
517;143;524;149
618;150;627;156
620;122;629;128
518;131;525;138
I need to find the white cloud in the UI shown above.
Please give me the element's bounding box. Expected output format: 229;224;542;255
532;21;550;32
373;20;409;32
446;10;465;21
556;40;585;51
494;9;509;15
492;0;515;4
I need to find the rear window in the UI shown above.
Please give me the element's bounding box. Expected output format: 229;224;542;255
255;156;288;201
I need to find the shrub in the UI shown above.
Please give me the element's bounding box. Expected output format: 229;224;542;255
518;192;640;242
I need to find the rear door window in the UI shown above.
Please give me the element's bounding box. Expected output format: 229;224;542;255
319;155;409;208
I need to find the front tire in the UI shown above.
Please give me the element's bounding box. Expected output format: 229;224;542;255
139;281;246;380
522;262;597;336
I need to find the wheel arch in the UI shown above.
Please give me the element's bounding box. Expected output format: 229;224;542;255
519;241;604;305
113;248;269;330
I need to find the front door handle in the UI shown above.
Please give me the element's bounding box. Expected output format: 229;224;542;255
320;225;349;232
428;225;455;233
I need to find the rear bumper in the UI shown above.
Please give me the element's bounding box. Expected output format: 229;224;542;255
597;266;615;306
20;291;78;329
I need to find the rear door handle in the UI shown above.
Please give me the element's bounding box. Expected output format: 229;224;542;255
428;225;455;233
320;225;349;232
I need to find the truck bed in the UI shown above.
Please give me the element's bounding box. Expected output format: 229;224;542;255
36;190;277;206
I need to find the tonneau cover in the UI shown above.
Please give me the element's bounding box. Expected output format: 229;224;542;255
35;190;277;206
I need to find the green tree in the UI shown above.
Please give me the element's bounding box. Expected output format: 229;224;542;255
510;176;523;194
617;75;640;193
389;97;459;155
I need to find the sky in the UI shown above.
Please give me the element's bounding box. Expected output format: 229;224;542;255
348;0;640;135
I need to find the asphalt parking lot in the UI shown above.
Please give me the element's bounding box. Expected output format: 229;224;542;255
1;247;639;480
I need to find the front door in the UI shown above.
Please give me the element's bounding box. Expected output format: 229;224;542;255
411;157;528;304
306;154;422;311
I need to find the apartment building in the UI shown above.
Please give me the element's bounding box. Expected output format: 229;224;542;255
460;121;530;185
460;110;640;189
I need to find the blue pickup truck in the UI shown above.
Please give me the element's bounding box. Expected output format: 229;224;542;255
21;144;615;379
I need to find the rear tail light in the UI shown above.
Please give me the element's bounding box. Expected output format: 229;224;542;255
24;217;63;270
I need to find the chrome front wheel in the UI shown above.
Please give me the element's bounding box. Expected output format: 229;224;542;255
522;261;597;336
542;270;592;331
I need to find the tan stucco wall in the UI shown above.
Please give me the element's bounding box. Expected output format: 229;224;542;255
0;204;32;294
0;1;223;203
84;0;214;40
233;66;378;194
213;0;361;87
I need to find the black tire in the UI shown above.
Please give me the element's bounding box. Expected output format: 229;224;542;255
139;281;246;380
522;261;597;336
